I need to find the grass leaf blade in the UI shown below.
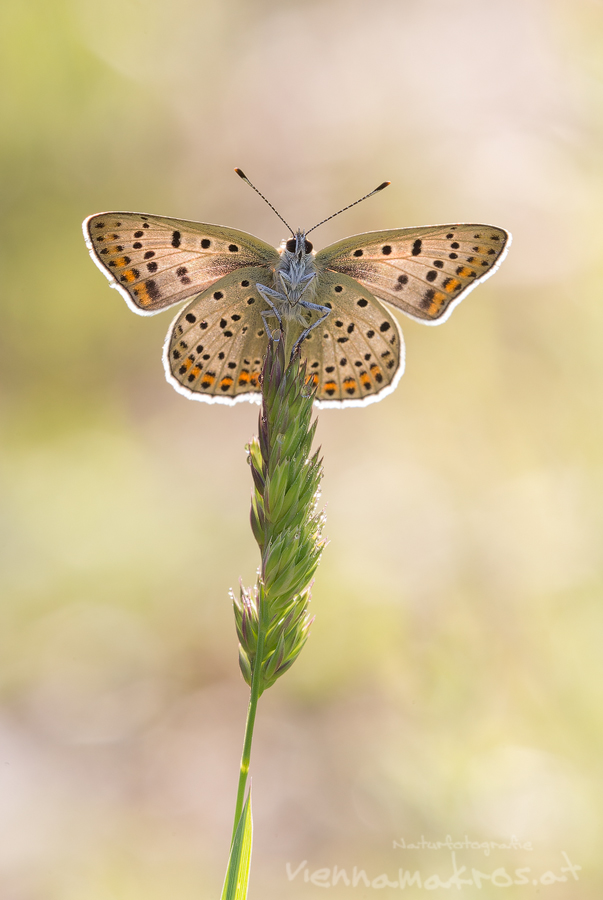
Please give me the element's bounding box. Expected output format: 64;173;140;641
221;790;253;900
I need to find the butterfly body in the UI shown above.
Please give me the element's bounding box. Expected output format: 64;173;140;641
275;231;316;300
258;230;333;357
83;208;510;408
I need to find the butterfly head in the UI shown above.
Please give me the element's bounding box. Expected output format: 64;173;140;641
284;230;313;259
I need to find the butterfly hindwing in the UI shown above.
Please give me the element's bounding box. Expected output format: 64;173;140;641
83;213;279;315
316;224;510;325
295;269;404;407
164;265;404;407
163;266;275;405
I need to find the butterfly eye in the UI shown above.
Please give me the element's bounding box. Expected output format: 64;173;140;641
304;240;313;253
286;238;297;252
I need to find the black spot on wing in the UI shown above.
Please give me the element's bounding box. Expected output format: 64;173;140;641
146;280;160;300
421;288;435;309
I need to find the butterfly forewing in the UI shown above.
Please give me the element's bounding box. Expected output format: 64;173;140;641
300;270;404;407
163;267;274;405
317;224;510;325
84;213;279;315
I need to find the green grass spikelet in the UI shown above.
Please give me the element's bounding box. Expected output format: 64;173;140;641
235;335;325;693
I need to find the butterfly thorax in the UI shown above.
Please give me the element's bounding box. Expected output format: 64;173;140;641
274;229;318;323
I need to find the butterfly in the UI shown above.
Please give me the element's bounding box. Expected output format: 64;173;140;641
83;170;511;408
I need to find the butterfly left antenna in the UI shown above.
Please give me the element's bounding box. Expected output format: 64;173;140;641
235;168;294;236
306;181;391;235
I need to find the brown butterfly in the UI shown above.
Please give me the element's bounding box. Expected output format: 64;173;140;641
83;170;511;407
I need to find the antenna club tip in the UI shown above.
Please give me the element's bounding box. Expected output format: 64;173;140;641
234;167;247;179
376;181;391;191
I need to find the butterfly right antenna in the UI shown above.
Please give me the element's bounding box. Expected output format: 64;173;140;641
235;168;294;236
306;181;391;235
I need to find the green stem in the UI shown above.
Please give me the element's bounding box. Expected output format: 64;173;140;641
230;585;267;844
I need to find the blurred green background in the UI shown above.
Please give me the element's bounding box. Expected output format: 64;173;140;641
2;1;603;897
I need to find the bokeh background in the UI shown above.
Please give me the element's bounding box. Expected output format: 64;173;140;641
2;1;603;897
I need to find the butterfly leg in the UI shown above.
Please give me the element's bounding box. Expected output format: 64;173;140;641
290;299;331;360
256;284;285;341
